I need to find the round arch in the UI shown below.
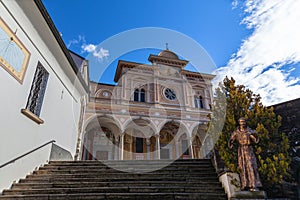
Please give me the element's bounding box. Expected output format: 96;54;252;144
83;114;122;134
122;117;157;160
191;123;209;159
158;119;190;137
191;123;207;143
81;115;122;161
123;116;158;135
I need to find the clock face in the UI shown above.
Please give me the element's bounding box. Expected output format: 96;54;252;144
0;17;30;84
164;88;176;100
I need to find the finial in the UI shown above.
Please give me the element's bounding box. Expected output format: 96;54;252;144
166;43;169;50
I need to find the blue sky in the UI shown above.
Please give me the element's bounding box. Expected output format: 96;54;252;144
43;0;300;106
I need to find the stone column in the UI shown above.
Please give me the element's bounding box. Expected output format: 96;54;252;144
147;83;150;102
182;81;187;107
88;132;94;160
155;134;160;160
114;139;119;160
189;138;194;159
146;138;151;160
175;141;180;159
119;134;125;160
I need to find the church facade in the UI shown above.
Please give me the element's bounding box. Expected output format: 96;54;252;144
80;50;215;161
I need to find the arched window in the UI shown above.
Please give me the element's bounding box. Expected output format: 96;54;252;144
134;88;146;102
140;89;145;102
194;96;204;109
134;89;139;101
199;96;204;109
194;97;198;108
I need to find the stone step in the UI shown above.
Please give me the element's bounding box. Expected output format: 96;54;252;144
36;169;215;175
33;168;216;175
0;159;226;200
49;159;211;163
25;173;220;180
43;163;214;172
39;166;214;173
41;164;214;169
47;160;212;167
0;192;227;200
3;186;225;195
11;181;222;189
19;176;220;183
44;164;214;169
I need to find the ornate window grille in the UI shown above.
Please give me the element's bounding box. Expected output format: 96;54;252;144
25;63;49;116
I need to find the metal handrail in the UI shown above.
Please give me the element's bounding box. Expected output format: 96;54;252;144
0;140;56;169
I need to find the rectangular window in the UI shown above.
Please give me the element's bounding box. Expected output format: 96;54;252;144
21;62;49;124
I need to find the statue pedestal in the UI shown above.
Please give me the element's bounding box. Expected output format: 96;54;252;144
219;172;267;199
219;172;241;199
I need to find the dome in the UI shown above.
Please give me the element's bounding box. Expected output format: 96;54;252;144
158;50;179;59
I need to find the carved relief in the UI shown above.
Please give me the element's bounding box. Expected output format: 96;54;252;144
159;65;180;77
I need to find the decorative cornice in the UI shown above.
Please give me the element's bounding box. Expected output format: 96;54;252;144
148;54;189;68
182;70;215;80
114;60;153;82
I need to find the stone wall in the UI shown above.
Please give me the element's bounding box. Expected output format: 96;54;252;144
272;98;300;199
272;98;300;155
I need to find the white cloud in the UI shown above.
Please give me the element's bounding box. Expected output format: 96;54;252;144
67;35;86;48
82;44;96;53
67;35;109;62
81;44;109;61
215;0;300;106
92;47;109;60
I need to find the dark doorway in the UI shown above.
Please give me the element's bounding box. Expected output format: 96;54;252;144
136;137;143;153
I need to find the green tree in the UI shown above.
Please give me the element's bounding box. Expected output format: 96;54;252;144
208;77;290;191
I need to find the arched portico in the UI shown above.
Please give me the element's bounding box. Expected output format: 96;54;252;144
81;115;121;160
123;118;157;160
159;121;194;160
191;123;207;159
192;135;202;159
81;115;210;160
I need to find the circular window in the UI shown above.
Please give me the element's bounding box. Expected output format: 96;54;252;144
103;91;109;97
164;88;176;100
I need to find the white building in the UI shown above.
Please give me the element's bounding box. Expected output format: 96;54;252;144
0;0;89;190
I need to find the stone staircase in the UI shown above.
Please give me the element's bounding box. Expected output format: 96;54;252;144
0;159;227;200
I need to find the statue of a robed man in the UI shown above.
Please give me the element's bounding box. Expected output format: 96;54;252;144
228;117;262;191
